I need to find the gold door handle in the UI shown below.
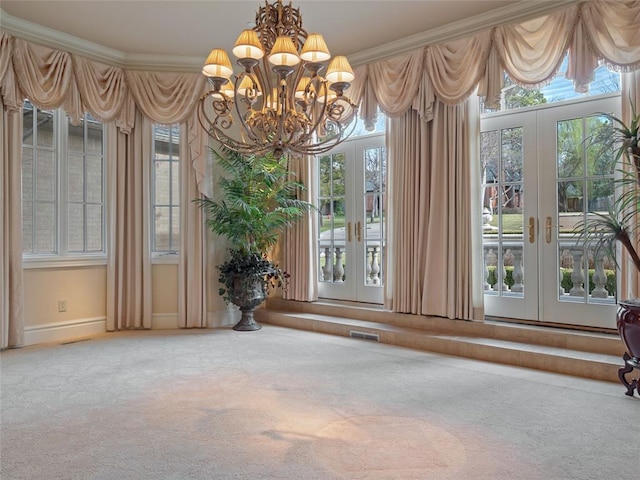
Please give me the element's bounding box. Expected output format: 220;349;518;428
347;222;352;242
528;217;535;243
546;216;552;244
356;221;362;242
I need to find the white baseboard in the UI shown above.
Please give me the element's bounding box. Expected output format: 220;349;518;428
24;317;107;346
152;313;179;329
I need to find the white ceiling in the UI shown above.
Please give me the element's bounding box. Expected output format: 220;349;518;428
1;0;575;67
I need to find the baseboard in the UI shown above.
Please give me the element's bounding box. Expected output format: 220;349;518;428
152;313;179;330
24;317;107;346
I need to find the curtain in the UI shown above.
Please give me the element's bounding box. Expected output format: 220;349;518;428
178;112;208;327
620;70;640;301
386;99;480;319
0;104;24;348
106;112;153;330
281;154;318;301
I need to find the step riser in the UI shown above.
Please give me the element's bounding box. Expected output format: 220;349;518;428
265;299;624;356
256;311;621;384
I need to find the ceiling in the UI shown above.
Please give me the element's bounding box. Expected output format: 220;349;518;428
1;0;572;67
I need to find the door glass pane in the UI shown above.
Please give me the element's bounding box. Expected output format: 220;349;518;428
318;153;346;283
482;127;524;297
363;146;385;287
556;116;616;304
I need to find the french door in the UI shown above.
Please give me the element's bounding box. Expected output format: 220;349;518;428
316;134;386;304
481;94;620;328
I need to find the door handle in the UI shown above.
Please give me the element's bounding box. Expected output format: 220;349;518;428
528;217;535;243
356;221;362;242
347;222;352;242
546;216;552;244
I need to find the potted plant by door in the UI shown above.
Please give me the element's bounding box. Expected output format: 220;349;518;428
195;149;313;331
580;100;640;395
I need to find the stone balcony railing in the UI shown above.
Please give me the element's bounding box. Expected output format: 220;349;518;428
483;237;616;301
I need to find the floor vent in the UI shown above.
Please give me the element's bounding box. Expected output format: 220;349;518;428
349;330;380;342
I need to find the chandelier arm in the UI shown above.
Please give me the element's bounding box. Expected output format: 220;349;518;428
295;81;332;145
233;73;262;147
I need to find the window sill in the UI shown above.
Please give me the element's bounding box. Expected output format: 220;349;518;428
152;253;179;265
22;255;107;270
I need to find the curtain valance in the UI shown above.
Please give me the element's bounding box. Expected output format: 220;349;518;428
350;1;640;128
2;1;640;133
0;33;206;131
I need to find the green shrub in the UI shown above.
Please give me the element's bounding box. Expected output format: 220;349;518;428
486;266;616;296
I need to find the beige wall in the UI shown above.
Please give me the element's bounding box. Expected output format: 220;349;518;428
152;263;178;314
23;265;107;327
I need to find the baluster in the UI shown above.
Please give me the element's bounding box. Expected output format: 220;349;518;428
366;247;372;284
334;247;345;282
591;251;608;298
570;249;585;296
322;247;332;281
559;265;566;296
371;246;380;285
502;249;509;292
483;248;491;290
511;249;524;293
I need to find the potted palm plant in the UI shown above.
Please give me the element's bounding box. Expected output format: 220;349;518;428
195;149;313;331
580;99;640;395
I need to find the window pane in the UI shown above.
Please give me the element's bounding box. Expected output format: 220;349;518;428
68;122;85;152
35;202;56;253
68;151;84;203
171;161;180;205
22;147;33;200
36;109;54;148
86;156;103;204
86;119;103;155
23;105;34;145
171;206;180;251
67;203;85;252
86;205;104;252
557;119;584;178
36;150;56;202
22;201;33;253
155;162;170;204
154;207;171;251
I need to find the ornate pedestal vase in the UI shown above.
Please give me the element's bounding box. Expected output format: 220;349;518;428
616;300;640;396
229;273;266;331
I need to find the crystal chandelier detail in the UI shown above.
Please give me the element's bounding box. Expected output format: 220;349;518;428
198;0;358;157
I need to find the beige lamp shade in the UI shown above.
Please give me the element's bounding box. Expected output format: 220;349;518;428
326;56;355;84
232;30;265;60
295;76;312;99
236;75;262;97
300;33;331;63
202;49;234;78
268;36;301;67
211;82;234;100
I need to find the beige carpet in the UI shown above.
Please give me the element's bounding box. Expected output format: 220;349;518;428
1;325;637;479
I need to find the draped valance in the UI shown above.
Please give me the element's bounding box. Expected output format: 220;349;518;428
1;1;639;133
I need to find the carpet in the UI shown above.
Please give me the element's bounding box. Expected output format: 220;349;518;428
1;325;637;479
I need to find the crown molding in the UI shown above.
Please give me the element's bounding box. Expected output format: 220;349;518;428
2;1;582;71
348;0;582;66
0;8;202;71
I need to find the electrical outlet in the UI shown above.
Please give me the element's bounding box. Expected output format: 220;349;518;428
58;300;67;313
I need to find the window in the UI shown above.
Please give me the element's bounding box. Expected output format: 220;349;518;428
481;55;621;114
22;101;105;259
151;124;180;255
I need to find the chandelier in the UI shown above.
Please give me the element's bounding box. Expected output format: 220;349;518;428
198;0;358;158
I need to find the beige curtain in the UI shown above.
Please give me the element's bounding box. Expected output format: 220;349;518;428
620;70;640;301
178;113;209;327
0;104;24;348
386;99;479;319
282;155;318;301
106;112;153;330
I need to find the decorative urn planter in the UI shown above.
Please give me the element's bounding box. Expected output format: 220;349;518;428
616;300;640;396
228;273;266;331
